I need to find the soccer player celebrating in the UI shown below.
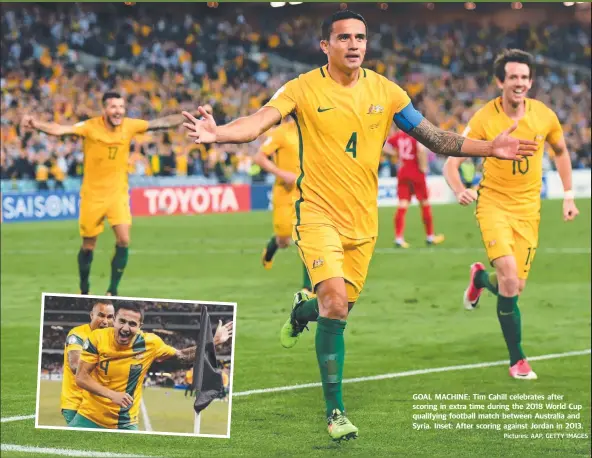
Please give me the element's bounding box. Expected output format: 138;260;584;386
254;117;313;294
20;93;188;296
70;302;233;429
60;299;115;425
384;128;445;248
443;49;579;380
181;11;536;441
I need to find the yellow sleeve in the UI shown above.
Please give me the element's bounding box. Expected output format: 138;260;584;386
71;120;90;137
80;331;100;365
260;129;282;158
463;110;487;140
388;81;412;115
264;79;298;118
151;334;177;360
546;109;564;147
126;118;149;135
65;332;84;352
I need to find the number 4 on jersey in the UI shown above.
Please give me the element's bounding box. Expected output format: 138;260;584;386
345;132;357;158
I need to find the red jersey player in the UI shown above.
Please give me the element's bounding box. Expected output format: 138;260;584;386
384;128;444;248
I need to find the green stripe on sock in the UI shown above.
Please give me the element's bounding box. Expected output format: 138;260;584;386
316;317;346;417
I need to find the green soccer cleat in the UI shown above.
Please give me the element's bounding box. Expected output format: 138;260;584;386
280;290;310;348
327;409;358;442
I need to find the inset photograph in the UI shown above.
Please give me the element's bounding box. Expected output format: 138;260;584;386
36;293;235;438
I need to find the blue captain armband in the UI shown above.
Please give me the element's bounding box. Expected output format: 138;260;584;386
393;103;424;133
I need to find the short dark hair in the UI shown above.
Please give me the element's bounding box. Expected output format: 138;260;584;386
92;299;113;311
115;301;144;323
493;49;534;82
321;10;368;41
102;91;122;106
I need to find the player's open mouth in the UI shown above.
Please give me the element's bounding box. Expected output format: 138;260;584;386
118;331;132;342
345;54;359;61
513;89;525;95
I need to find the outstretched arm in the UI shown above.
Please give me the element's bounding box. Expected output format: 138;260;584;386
146;114;186;131
167;321;234;364
395;104;537;160
183;107;282;145
408;119;471;157
21;115;77;137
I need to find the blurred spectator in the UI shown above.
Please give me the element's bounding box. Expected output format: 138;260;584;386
1;3;590;186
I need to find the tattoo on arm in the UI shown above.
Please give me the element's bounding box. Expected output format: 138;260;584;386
147;114;185;131
68;350;81;374
175;346;197;364
408;119;466;157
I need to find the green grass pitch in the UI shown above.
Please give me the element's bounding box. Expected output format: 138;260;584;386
1;199;590;457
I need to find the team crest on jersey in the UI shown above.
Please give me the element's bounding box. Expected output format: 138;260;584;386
312;258;324;269
535;134;544;142
367;104;384;115
489;240;497;247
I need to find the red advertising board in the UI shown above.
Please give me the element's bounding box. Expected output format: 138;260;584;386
130;184;250;216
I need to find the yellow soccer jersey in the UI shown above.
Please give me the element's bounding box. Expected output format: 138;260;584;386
465;97;563;218
77;328;176;429
260;120;300;204
72;117;149;200
265;65;410;239
60;323;92;411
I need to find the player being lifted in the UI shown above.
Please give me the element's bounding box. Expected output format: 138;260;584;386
181;11;537;441
253;117;313;294
384;128;444;248
60;299;115;425
70;302;233;430
443;49;579;380
21;93;188;296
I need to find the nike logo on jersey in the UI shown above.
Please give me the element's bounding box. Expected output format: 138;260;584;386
317;107;335;113
499;311;514;316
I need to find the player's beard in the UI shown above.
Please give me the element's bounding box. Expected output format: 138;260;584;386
107;116;123;128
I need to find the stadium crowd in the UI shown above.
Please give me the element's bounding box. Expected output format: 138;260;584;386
44;296;234;314
2;3;590;187
42;323;232;355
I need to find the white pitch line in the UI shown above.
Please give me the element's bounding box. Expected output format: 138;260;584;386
1;247;590;256
0;444;150;457
1;414;35;423
2;349;590;424
233;349;592;398
139;399;153;432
